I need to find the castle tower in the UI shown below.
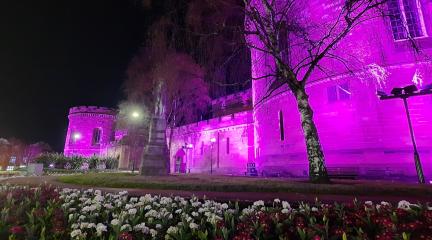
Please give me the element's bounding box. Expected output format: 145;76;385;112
64;106;116;157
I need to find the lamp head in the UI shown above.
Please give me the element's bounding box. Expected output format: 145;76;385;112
73;132;81;140
377;90;387;97
391;87;403;96
420;83;432;92
210;137;216;143
403;84;418;94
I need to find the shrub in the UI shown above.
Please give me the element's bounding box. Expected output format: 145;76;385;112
35;154;118;170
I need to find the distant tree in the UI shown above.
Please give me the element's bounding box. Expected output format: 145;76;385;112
241;0;389;182
0;138;11;170
24;142;52;164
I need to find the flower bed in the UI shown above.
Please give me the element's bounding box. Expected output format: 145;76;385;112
1;185;431;240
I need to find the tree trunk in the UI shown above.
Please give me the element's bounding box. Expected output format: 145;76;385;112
294;87;329;183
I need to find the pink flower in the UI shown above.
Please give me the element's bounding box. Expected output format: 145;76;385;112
9;226;25;235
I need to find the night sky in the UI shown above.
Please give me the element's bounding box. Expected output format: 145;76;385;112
0;0;150;150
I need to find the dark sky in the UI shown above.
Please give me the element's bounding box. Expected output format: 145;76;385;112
0;0;150;151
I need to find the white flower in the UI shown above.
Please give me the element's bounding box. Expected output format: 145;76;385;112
130;197;138;202
87;223;96;229
125;204;133;210
166;226;178;235
253;200;264;207
365;201;373;206
274;198;281;203
79;215;86;221
128;208;137;215
70;229;85;239
191;212;199;217
398;200;411;210
111;219;120;226
144;205;152;210
381;201;390;206
221;203;229;210
281;208;289;214
189;222;199;230
121;224;132;232
150;229;158;237
94;195;104;202
156;224;162;229
281;201;290;209
104;203;113;209
311;207;318;212
133;223;149;234
119;191;128;196
96;223;107;236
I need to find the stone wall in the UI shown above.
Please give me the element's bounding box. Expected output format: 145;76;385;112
64;106;117;157
169;111;254;175
249;0;432;180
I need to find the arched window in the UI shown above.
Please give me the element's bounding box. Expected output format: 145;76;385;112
92;128;102;145
279;110;285;141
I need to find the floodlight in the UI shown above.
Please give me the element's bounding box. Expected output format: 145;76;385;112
377;90;387;97
391;87;403;95
420;83;432;92
73;132;81;140
403;84;418;94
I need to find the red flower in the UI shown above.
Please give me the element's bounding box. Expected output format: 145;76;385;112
312;235;321;240
118;232;134;240
9;226;25;235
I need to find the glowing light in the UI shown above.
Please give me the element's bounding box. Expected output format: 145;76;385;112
210;137;217;143
73;132;82;140
131;111;140;118
186;143;194;149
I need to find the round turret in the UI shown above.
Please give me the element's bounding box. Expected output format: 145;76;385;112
64;106;117;157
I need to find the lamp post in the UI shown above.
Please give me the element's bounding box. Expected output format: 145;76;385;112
129;111;141;173
378;84;432;184
210;137;216;174
184;143;193;173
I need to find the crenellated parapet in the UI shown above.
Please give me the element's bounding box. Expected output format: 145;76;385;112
68;106;117;117
64;106;117;157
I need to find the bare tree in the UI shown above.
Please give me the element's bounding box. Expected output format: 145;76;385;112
243;0;388;182
126;46;210;167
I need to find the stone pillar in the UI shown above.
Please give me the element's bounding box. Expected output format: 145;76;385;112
140;115;169;176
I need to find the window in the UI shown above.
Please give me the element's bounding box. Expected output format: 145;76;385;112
387;0;426;40
92;128;102;145
278;110;285;141
327;83;351;102
226;138;230;154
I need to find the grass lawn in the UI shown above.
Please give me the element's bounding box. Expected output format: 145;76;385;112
0;171;22;177
57;172;432;197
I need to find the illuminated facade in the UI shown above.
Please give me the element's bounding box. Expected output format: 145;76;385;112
65;1;432;180
169;0;432;180
64;106;117;157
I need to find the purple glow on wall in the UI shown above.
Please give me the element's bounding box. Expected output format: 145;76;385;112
64;106;116;157
246;0;432;180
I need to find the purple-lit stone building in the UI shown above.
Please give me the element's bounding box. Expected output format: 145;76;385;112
64;106;117;157
169;0;432;180
65;0;432;181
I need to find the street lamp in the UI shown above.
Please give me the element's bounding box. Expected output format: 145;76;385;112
128;110;143;173
210;137;216;174
378;84;432;184
183;143;193;173
72;132;81;142
131;111;140;119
